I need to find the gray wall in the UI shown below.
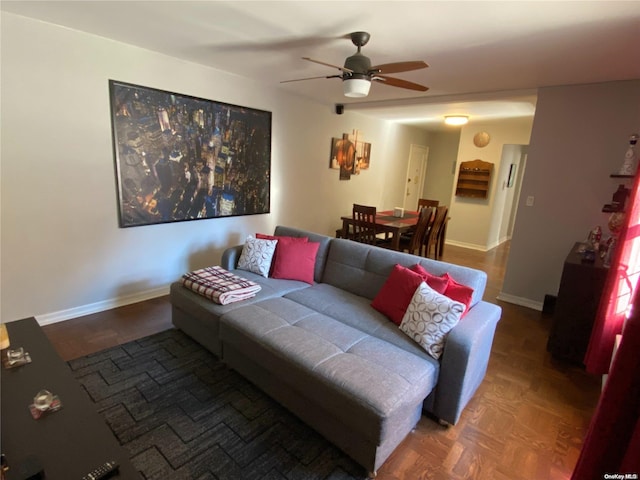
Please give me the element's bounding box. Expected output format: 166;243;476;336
500;80;640;309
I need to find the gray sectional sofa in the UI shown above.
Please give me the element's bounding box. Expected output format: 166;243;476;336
170;226;502;476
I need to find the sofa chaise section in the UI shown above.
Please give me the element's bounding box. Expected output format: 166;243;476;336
170;226;332;356
170;276;310;356
219;296;437;475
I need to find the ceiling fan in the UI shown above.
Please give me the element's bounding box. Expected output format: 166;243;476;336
281;31;429;98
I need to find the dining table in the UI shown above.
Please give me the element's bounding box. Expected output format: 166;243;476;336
340;209;420;251
340;209;450;256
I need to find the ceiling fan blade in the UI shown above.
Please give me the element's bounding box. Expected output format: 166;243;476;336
302;57;353;74
280;74;341;84
373;75;429;92
369;61;428;75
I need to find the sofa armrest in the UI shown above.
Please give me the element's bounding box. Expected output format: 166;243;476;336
426;300;501;425
221;245;244;270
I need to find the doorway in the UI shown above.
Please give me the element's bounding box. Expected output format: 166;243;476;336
404;144;429;211
496;145;528;245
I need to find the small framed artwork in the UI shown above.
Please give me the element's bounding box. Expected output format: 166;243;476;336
507;163;517;188
330;134;356;172
329;138;341;170
329;133;356;180
356;141;371;170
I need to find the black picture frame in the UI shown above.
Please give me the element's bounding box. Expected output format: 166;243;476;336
109;80;272;227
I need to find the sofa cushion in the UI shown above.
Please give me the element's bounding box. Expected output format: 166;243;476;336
371;264;424;325
256;233;308;276
219;297;437;440
400;282;464;360
410;264;449;294
170;270;311;327
272;241;320;285
237;236;277;277
284;283;440;371
443;274;474;317
323;238;487;308
273;226;332;283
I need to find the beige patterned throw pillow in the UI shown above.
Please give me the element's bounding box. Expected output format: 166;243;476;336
237;235;278;278
399;281;465;359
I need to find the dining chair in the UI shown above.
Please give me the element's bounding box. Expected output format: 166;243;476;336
399;205;434;255
423;205;448;259
417;198;439;210
352;204;391;246
436;215;450;258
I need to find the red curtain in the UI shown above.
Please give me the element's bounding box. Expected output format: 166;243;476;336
584;171;640;374
572;171;640;479
571;287;640;479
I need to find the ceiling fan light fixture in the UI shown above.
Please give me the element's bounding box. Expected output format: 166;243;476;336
444;115;469;126
343;78;371;98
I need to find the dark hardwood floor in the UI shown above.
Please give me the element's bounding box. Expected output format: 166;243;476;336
42;241;601;480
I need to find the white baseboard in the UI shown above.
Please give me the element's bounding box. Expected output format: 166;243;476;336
496;292;543;311
445;239;504;252
35;286;170;326
445;240;491;252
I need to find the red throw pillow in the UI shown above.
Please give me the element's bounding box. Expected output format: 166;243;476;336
271;241;320;284
371;264;424;325
256;233;308;275
443;274;474;317
410;264;449;294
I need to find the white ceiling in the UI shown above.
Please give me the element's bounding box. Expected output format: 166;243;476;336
2;1;639;130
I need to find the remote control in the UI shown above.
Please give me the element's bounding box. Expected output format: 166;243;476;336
81;460;119;480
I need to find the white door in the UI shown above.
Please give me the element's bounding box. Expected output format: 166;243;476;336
404;145;429;211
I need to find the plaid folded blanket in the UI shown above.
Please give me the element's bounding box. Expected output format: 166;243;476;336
180;266;262;305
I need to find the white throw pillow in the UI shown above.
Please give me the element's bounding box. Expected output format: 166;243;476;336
237;235;278;278
399;281;465;360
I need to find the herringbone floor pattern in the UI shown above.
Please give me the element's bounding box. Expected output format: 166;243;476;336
68;329;366;480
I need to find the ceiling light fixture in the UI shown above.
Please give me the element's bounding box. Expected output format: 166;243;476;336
343;76;371;98
444;115;469;126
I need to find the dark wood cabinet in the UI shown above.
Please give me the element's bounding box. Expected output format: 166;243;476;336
547;243;608;365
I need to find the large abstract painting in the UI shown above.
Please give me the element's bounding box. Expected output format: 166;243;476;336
109;80;272;227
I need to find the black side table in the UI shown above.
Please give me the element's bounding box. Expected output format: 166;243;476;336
1;318;139;479
547;243;608;365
